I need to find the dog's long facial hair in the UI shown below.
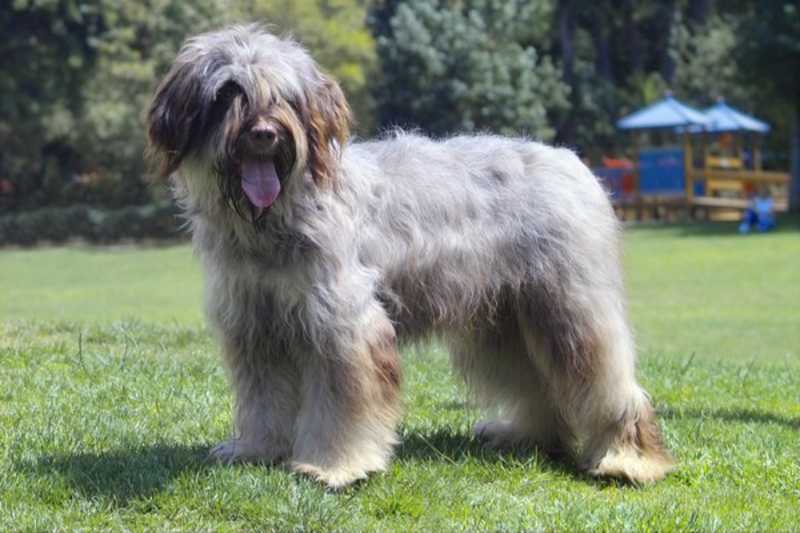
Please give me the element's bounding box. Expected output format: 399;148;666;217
147;27;350;229
145;25;674;489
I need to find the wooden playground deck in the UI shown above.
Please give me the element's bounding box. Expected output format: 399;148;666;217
609;168;790;221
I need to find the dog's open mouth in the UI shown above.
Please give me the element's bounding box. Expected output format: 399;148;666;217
241;158;281;214
225;128;295;223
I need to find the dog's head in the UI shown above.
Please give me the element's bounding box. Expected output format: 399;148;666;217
146;25;351;220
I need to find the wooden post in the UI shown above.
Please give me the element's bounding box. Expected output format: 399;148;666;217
754;136;762;171
735;134;743;165
629;132;641;221
633;132;641;199
684;132;694;203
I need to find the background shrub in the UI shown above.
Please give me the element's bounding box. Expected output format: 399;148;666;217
0;204;183;246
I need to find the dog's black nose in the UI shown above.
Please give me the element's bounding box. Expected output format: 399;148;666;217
250;119;278;147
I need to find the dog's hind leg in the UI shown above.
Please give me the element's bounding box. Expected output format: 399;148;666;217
472;384;563;455
290;300;402;489
518;284;675;484
450;320;562;453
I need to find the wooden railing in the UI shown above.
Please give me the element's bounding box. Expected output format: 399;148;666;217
688;168;790;184
686;168;790;212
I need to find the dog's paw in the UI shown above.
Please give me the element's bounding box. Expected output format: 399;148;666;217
209;439;253;464
209;439;283;465
291;461;371;489
474;419;519;449
585;444;675;485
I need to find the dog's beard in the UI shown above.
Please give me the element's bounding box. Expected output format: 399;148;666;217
214;141;296;225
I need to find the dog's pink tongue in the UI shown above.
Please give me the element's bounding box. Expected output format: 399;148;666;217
241;159;281;208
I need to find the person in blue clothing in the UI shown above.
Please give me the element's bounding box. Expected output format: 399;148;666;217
739;185;776;233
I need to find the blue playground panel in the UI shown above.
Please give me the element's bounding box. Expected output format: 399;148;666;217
638;148;705;195
597;149;706;197
638;148;685;195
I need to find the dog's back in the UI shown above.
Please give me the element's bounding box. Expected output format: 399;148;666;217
342;133;618;338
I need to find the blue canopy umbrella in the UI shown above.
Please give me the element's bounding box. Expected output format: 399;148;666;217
617;95;710;130
703;100;770;133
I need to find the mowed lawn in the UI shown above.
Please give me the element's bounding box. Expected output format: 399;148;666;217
1;218;798;531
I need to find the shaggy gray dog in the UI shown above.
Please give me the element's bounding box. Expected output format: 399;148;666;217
147;24;673;488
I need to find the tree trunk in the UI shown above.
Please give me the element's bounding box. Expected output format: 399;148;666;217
688;0;712;27
790;95;800;212
591;17;613;81
623;0;642;75
659;0;677;86
557;0;575;87
555;0;576;145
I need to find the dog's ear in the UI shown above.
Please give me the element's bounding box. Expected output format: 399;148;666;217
305;73;351;188
146;60;214;179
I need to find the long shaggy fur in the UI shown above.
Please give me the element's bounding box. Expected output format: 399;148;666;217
147;24;674;488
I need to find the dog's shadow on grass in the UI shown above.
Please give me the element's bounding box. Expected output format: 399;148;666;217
21;428;607;503
17;444;212;506
394;428;578;478
661;406;800;429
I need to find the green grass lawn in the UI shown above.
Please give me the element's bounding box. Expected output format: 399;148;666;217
0;245;203;324
1;218;799;531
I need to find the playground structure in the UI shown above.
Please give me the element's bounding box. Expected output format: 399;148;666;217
598;95;791;221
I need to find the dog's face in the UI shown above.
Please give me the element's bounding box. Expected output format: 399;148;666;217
146;25;351;220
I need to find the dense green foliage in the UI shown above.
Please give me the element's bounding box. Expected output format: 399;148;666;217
0;0;375;213
372;0;798;161
0;0;222;211
372;0;567;139
1;221;799;530
1;0;798;217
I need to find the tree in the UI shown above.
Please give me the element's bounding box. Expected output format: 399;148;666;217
551;0;624;155
0;1;102;206
733;1;800;209
372;0;567;139
670;14;752;104
0;0;224;209
75;1;224;204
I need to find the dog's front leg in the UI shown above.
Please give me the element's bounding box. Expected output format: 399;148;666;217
210;333;301;466
290;303;402;488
